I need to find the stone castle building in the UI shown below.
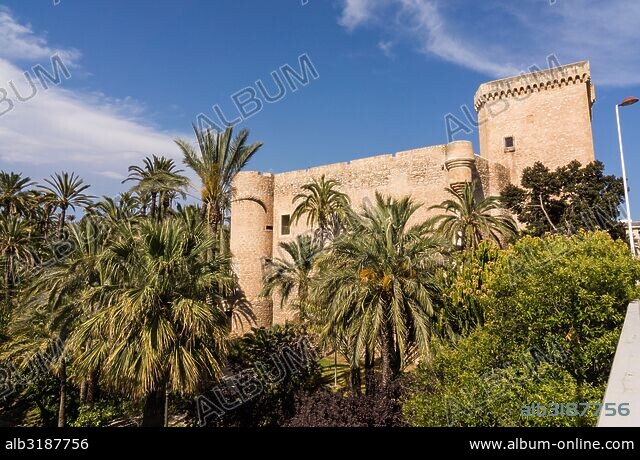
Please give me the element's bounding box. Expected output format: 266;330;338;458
230;61;596;330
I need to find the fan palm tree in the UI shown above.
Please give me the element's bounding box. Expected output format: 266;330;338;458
0;216;33;309
123;156;189;221
40;172;94;238
0;171;34;216
429;182;517;250
176;125;263;234
69;218;233;426
291;175;351;244
313;193;446;389
8;218;108;426
261;234;323;322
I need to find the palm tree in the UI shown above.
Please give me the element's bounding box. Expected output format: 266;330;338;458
40;172;94;238
123;156;189;221
69;218;233;426
0;171;34;216
313;193;446;389
261;234;322;322
90;193;138;226
0;216;33;309
291;175;351;244
176;125;263;234
429;182;517;250
11;218;107;427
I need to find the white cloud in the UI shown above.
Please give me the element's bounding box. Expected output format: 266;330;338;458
0;6;80;65
97;171;127;181
377;40;395;58
339;0;385;30
338;0;640;86
0;8;186;184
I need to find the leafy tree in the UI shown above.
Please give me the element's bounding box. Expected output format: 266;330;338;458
404;231;640;427
501;160;624;238
291;175;351;243
204;324;321;427
69;218;233;426
261;235;322;322
430;182;516;250
436;240;499;339
176;126;263;234
313;193;446;389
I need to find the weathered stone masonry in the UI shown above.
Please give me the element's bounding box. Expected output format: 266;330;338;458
230;61;597;331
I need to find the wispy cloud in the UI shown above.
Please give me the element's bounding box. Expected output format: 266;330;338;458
338;0;640;86
0;6;80;65
0;8;184;183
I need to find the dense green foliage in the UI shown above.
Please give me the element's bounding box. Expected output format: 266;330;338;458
0;147;635;429
501;160;624;238
204;325;322;427
404;232;640;426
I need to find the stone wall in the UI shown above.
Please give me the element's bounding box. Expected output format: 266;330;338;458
231;61;598;328
476;61;595;194
270;143;470;324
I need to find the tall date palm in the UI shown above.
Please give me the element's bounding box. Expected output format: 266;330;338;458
40;172;93;238
261;234;322;321
176;125;263;234
0;171;34;216
314;193;446;388
291;175;350;244
429;182;517;250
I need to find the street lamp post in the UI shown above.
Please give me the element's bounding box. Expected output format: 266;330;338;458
616;96;638;256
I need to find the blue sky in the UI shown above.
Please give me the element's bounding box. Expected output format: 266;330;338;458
0;0;639;218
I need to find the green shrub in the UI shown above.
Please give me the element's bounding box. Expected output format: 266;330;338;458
70;400;136;427
405;231;640;427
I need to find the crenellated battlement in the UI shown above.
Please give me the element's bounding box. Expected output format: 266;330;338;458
474;61;593;111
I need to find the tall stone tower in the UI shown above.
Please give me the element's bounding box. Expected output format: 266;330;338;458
474;61;596;194
229;171;274;332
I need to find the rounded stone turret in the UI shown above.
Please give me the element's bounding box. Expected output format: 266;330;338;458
445;140;475;192
230;171;274;331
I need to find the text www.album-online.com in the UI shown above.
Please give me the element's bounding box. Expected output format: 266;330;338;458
469;438;634;451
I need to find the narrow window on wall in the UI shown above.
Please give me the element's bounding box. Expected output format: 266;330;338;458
281;215;291;236
504;136;515;152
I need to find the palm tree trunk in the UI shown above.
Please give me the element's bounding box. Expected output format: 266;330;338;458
350;366;362;394
43;208;50;240
87;370;97;404
364;349;375;395
58;207;66;239
380;318;394;389
209;206;222;235
162;192;171;221
4;252;13;305
142;386;166;427
150;192;157;220
79;380;87;405
4;254;11;307
57;361;67;427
